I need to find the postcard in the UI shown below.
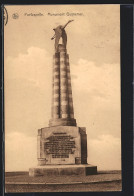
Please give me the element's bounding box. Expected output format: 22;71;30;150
4;4;121;192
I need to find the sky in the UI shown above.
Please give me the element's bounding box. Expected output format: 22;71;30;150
4;5;121;171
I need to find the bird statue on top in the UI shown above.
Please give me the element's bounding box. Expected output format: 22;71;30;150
51;20;74;52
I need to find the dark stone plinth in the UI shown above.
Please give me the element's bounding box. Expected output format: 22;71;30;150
29;165;97;177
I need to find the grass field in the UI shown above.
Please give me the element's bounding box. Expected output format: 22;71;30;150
5;170;122;192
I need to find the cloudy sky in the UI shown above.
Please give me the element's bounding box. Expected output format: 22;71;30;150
4;5;121;171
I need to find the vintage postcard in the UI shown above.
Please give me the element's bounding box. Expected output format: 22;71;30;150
4;4;121;192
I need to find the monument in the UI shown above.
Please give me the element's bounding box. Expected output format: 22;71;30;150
29;20;97;177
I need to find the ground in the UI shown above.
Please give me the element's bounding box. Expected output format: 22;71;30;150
5;170;122;192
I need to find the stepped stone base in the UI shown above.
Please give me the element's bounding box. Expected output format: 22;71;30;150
29;164;97;177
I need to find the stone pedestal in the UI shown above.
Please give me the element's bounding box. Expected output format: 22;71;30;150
37;126;87;165
29;126;97;176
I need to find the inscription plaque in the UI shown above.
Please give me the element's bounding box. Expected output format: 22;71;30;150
44;132;76;158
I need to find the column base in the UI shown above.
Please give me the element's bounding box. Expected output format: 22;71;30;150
49;118;77;127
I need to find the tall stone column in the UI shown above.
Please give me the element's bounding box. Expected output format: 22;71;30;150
49;44;76;127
